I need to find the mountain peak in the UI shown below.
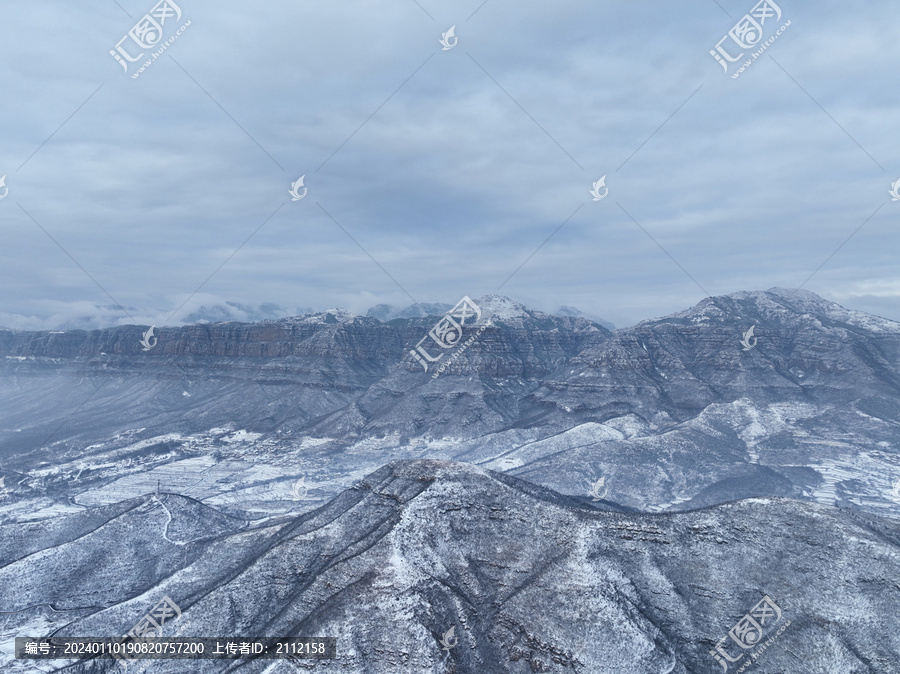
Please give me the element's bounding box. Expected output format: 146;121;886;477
472;294;532;320
651;288;900;333
555;305;616;330
364;295;533;322
727;287;835;309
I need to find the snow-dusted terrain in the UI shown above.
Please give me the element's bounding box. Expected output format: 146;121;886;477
1;289;899;671
2;289;898;523
1;460;899;672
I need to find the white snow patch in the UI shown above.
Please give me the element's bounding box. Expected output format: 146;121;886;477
0;615;70;672
222;430;263;443
74;456;217;506
481;421;633;471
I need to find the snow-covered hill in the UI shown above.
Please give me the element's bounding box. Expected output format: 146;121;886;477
2;460;898;672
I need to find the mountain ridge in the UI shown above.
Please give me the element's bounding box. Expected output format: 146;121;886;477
3;459;898;672
1;288;898;526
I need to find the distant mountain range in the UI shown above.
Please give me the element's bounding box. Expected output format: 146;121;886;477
0;299;614;332
1;288;897;522
2;288;900;671
366;301;615;329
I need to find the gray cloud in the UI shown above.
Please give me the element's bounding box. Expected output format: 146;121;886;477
1;0;898;330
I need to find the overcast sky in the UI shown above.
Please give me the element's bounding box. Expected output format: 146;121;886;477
1;0;898;330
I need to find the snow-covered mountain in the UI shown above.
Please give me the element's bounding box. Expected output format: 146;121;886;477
2;288;900;670
2;460;898;672
554;305;615;330
2;288;897;522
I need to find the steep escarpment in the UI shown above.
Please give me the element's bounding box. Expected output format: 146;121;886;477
2;289;899;521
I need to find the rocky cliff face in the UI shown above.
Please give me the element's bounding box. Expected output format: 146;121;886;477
0;296;606;450
2;290;899;672
2;460;898;673
1;289;898;523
